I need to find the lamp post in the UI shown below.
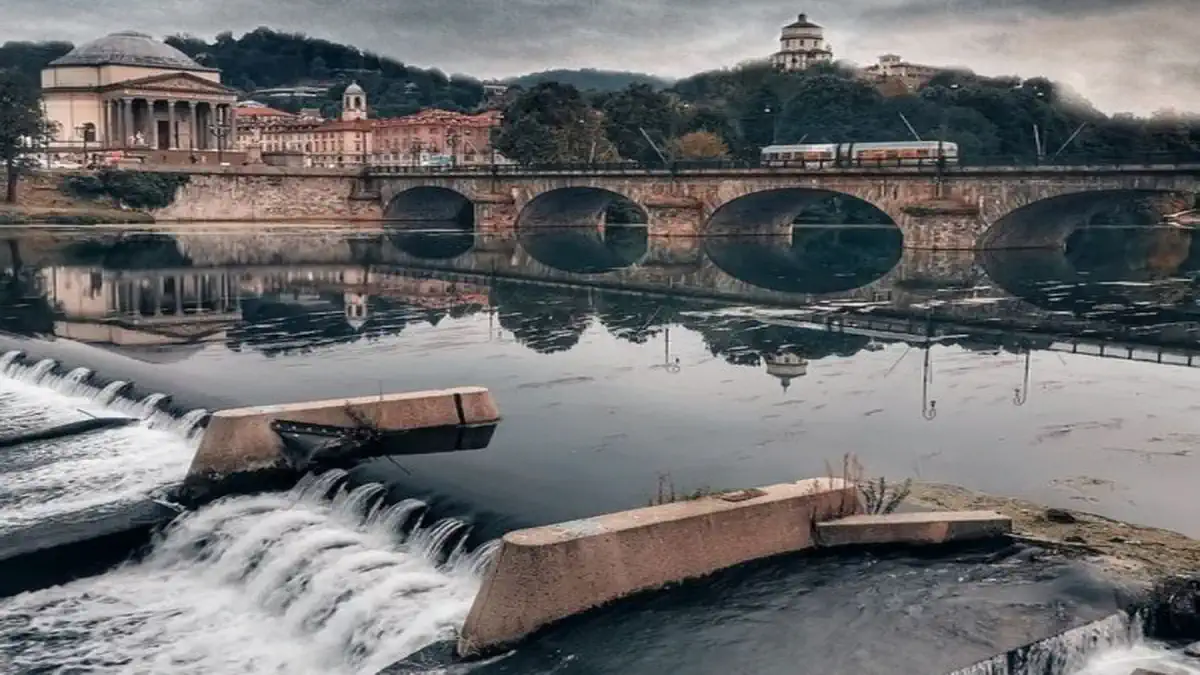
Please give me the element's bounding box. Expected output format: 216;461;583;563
446;131;460;168
410;139;423;168
74;124;90;166
208;122;232;165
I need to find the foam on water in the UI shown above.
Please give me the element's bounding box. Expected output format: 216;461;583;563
947;611;1198;675
1075;643;1200;674
0;350;208;531
0;470;499;675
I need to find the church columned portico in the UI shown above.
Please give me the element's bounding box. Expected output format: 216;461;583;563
98;87;235;151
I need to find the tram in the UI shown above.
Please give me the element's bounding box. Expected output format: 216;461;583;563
761;141;959;167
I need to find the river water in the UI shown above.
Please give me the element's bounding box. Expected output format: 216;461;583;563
0;223;1197;673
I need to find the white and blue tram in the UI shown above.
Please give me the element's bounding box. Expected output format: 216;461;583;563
760;141;960;167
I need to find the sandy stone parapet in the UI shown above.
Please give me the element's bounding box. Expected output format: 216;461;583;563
457;478;861;657
187;387;499;479
816;511;1012;547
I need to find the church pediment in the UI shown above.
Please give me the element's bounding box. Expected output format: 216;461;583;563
103;72;236;96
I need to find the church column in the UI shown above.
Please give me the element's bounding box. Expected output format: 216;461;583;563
122;98;134;147
227;105;237;151
132;280;143;318
167;100;177;150
99;100;108;148
154;276;164;316
149;100;159;150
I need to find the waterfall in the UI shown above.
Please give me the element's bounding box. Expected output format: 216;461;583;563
0;470;503;675
0;349;21;373
945;612;1159;675
0;354;208;438
96;380;131;405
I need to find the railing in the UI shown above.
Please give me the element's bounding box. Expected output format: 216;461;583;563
363;151;1200;177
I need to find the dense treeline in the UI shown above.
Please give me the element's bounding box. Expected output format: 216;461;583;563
0;41;72;83
496;61;1200;166
505;69;671;92
163;29;485;118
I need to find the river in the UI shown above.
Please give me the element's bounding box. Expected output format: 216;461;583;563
0;222;1196;673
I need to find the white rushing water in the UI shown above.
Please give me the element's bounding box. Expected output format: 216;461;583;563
948;611;1199;675
0;470;499;675
0;350;208;531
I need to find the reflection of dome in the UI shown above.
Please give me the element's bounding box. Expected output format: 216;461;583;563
766;353;808;392
344;291;370;332
50;31;212;71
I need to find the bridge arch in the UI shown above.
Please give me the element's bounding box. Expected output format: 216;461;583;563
703;188;897;238
516;186;648;232
979;189;1193;250
384;186;475;230
516;187;650;273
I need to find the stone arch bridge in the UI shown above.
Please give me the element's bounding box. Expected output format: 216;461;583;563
363;164;1200;250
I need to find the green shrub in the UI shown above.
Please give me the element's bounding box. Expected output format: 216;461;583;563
59;170;189;210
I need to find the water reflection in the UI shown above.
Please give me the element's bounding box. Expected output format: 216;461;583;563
981;227;1200;330
3;225;1200;361
386;224;474;260
520;225;648;274
704;225;903;293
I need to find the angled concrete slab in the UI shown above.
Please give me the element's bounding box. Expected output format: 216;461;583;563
186;387;500;485
458;478;861;657
816;510;1012;547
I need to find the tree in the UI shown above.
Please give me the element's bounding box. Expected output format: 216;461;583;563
550;109;619;163
669;131;729;159
600;84;680;164
0;70;51;204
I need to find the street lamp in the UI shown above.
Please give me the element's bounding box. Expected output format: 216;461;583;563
208;122;232;165
446;131;459;168
74;124;92;166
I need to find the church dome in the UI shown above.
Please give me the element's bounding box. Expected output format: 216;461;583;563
49;31;213;71
344;81;365;95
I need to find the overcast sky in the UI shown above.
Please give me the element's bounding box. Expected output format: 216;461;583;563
4;0;1197;114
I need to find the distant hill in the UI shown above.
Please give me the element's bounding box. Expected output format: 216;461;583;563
505;69;672;92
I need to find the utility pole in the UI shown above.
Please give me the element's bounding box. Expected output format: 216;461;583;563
1051;123;1088;161
639;127;670;168
898;112;922;142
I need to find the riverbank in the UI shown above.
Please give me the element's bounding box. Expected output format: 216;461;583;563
910;482;1200;582
0;204;155;226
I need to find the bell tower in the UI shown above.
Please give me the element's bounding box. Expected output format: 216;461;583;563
342;81;367;121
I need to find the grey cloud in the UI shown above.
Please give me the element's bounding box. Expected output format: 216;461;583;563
3;0;1196;114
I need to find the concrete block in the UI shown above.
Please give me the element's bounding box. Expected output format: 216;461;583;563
187;386;499;479
816;511;1012;547
458;478;861;657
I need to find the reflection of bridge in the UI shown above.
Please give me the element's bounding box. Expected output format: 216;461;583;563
5;226;1197;356
7;228;1199;318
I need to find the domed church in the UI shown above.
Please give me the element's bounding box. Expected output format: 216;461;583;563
40;31;238;158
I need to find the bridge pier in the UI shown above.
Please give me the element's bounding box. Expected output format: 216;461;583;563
475;199;518;238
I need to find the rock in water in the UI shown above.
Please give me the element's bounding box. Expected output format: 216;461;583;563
1146;576;1200;642
1184;641;1200;658
1044;508;1077;524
